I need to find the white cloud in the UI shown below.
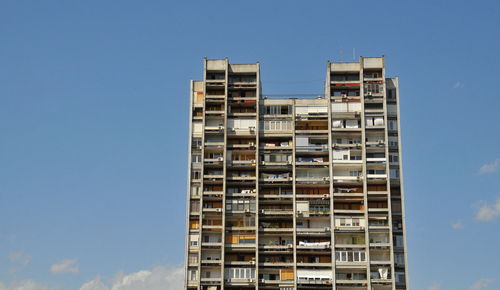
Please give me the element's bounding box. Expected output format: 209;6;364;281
80;277;108;290
50;258;79;274
453;81;464;88
9;251;31;266
470;278;494;290
79;265;183;290
479;158;500;174
428;282;441;290
451;220;464;229
0;280;55;290
475;197;500;222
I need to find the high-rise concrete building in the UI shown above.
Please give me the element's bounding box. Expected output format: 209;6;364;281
184;57;409;290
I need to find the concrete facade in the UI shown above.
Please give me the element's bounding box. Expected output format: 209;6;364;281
184;57;409;290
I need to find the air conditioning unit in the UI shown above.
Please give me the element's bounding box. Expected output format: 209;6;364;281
216;208;222;212
249;142;255;146
368;92;372;96
322;177;329;181
244;209;250;213
323;194;329;197
324;227;331;231
252;189;257;193
231;128;236;132
287;244;293;248
217;157;224;161
219;126;224;130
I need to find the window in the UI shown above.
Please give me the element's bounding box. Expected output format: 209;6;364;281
387;89;396;99
192;138;202;148
191;186;201;196
349;171;361;177
335;251;366;262
395;253;405;264
352;251;366;262
191;170;201;180
263;105;291;115
192;122;202;133
189;234;199;246
188;269;198;280
388;120;398;130
389;154;399;163
192;155;201;163
395;272;406;283
395;235;404;247
390;169;400;179
188;254;198;264
389;137;398;147
364;83;383;94
225;268;255;279
260;120;292;131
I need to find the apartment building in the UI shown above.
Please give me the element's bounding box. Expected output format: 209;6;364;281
184;57;409;290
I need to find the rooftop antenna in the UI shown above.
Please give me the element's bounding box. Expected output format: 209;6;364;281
352;48;356;61
339;48;344;62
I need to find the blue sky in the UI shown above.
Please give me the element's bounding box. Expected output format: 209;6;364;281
0;0;499;289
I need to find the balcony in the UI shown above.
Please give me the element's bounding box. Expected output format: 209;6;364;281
370;267;391;283
225;255;256;266
335;250;367;265
296;156;328;166
333;186;363;197
228;141;257;149
230;159;256;167
369;234;390;247
229;107;257;117
259;222;294;233
335;234;366;248
225;234;256;248
259;256;294;267
296;187;329;199
334;203;365;214
370;252;391;264
226;188;256;197
259;237;294;250
227;172;256;181
296;144;329;153
260;207;293;216
335;271;368;285
332;119;361;131
295;169;329;184
295;120;329;133
297;255;332;267
334;217;366;231
333;174;363;183
202;220;223;230
368;201;389;213
259;269;294;284
295;106;328;120
260;141;292;150
296;221;331;235
296;269;333;285
260;173;291;183
297;238;331;248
